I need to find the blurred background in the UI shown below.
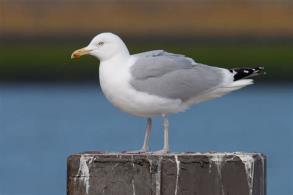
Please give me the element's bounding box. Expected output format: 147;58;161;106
0;0;292;194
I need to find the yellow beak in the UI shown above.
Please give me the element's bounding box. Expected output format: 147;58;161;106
71;47;91;59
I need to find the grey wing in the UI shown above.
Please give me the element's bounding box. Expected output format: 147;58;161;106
132;50;195;79
130;50;228;100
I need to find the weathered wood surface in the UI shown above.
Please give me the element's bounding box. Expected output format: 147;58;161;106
67;152;266;195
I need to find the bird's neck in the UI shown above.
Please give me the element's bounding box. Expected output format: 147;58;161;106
101;51;130;64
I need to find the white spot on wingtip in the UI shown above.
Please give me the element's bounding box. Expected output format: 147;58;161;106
75;155;94;194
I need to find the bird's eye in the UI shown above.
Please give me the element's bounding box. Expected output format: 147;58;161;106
97;42;104;46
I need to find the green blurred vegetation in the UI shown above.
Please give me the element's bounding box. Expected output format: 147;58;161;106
0;40;292;82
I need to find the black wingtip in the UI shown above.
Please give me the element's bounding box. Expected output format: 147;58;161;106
230;66;265;81
254;66;266;75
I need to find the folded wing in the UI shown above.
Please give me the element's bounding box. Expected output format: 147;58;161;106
130;50;230;101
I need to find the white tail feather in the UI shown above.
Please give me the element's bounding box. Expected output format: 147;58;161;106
211;79;254;97
227;79;254;88
185;79;254;106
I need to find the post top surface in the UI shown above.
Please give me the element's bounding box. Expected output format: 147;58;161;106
68;151;266;161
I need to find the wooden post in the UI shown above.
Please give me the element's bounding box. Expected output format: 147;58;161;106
67;152;266;195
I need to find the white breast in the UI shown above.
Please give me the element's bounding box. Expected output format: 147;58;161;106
98;56;184;117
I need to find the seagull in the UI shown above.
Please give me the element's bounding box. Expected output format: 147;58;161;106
71;32;264;154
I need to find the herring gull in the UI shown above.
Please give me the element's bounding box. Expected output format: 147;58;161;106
71;32;264;154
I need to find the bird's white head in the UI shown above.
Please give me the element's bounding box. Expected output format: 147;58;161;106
71;32;129;61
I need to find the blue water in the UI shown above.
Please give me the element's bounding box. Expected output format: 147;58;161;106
0;83;292;195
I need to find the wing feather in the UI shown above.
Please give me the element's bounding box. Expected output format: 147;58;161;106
130;50;228;100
